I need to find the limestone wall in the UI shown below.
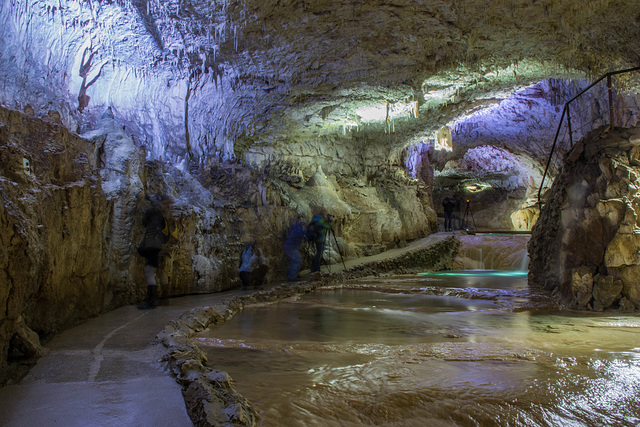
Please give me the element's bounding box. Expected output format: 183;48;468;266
528;125;640;311
0;107;108;382
0;106;437;383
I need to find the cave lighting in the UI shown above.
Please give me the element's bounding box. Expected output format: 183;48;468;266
434;126;453;152
423;87;458;102
465;182;492;192
355;101;416;123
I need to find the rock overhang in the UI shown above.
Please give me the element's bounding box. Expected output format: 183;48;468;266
2;0;640;231
2;0;640;164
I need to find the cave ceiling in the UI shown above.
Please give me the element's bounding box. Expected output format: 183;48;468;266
1;0;639;167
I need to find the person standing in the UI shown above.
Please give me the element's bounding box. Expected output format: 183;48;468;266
239;242;256;290
251;247;268;289
454;194;463;230
283;216;306;281
239;242;269;290
442;193;455;232
309;212;334;273
137;194;169;309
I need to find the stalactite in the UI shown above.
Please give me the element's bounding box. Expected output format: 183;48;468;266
234;25;238;52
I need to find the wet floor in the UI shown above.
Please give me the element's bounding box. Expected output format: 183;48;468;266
194;272;640;426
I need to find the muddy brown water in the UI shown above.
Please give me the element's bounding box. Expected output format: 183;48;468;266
194;272;640;426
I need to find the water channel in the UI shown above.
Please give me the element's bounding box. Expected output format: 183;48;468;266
194;272;640;426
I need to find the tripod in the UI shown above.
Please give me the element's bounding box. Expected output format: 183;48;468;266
319;229;347;273
462;200;477;232
331;228;347;270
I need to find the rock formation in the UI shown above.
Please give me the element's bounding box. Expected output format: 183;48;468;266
0;106;108;382
1;1;639;232
529;125;640;311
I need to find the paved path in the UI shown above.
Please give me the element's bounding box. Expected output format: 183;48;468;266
0;293;236;426
316;231;450;273
0;232;454;426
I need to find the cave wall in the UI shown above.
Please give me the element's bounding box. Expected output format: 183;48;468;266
0;105;436;383
3;0;638;243
432;80;574;231
528;125;640;311
0;107;109;382
1;0;639;385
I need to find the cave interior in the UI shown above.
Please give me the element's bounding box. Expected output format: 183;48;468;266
1;0;640;386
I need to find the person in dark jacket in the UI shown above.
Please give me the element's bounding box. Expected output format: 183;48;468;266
137;193;168;309
454;194;463;230
442;193;455;232
309;212;334;273
283;216;306;281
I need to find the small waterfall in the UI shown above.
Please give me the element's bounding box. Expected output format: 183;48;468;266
519;252;530;271
454;235;530;271
464;247;488;270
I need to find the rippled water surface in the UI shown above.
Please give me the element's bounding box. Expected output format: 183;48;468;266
194;272;640;426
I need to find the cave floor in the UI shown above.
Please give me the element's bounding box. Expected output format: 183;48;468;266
0;232;454;426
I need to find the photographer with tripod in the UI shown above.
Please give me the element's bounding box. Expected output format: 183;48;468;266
308;212;334;273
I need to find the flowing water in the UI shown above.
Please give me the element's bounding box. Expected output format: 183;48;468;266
194;272;640;426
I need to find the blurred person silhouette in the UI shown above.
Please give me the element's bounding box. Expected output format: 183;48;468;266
283;216;306;281
137;193;171;309
454;193;463;230
442;193;455;232
308;211;334;273
239;241;269;290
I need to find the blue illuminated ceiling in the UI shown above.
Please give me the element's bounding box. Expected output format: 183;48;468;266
0;0;638;164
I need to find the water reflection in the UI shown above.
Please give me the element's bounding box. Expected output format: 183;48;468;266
195;273;640;426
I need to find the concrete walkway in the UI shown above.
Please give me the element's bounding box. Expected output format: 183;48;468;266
0;292;241;426
0;233;454;426
317;231;451;273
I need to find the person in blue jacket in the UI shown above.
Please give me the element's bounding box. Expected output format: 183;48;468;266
239;242;268;290
283;216;306;281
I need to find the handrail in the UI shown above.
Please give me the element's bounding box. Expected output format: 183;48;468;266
537;66;640;209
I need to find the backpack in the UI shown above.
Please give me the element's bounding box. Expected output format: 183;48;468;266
161;218;179;243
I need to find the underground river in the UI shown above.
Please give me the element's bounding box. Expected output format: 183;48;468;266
194;272;640;426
